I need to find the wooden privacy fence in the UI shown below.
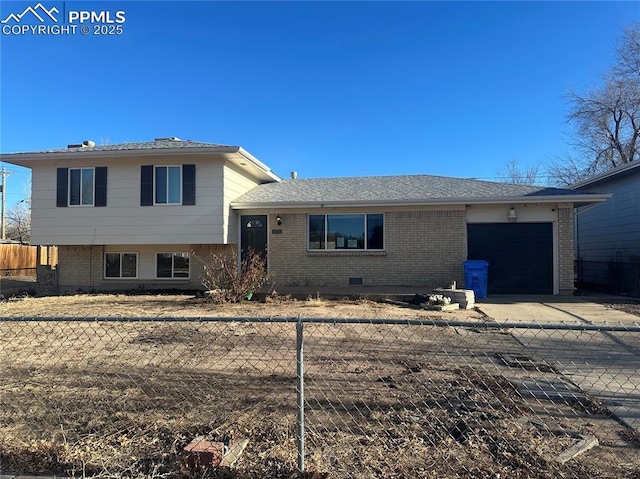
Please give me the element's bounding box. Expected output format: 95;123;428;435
0;244;57;275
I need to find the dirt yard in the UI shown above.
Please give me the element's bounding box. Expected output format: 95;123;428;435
1;294;639;478
0;292;485;320
600;298;640;317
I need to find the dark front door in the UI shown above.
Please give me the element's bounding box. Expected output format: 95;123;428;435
467;223;554;294
241;215;267;263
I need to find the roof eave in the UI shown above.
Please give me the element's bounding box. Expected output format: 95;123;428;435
571;161;640;189
0;145;243;165
231;194;611;210
236;148;281;182
1;146;281;182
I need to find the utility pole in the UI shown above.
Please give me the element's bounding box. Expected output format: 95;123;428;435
1;166;12;240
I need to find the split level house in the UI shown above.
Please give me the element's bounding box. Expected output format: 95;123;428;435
0;137;610;295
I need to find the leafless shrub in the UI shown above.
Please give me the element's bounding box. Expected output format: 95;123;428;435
196;247;270;304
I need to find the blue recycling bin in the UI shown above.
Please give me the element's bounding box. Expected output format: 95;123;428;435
463;260;489;299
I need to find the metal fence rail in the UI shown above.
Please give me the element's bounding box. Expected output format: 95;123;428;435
1;316;639;478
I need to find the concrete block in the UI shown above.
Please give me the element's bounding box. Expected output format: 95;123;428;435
425;303;460;311
432;288;475;309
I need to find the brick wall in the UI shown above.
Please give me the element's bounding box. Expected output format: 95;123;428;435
57;246;102;291
557;205;575;294
36;265;58;296
57;244;228;293
53;205;576;294
267;210;467;288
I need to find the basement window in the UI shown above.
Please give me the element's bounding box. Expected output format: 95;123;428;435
156;252;190;279
105;253;138;278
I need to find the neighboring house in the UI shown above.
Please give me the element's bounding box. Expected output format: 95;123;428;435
1;138;608;295
571;161;640;295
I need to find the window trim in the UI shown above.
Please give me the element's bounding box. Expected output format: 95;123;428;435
155;252;191;279
68;167;95;207
307;213;385;252
104;252;139;279
153;165;182;205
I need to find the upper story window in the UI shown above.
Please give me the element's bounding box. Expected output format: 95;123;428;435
141;164;196;206
308;213;384;250
69;168;94;206
155;166;181;204
56;167;107;207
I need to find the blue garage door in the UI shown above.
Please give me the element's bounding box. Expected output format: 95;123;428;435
467;223;553;294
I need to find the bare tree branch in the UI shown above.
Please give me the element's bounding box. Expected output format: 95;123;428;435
497;160;540;185
549;23;640;186
6;201;31;244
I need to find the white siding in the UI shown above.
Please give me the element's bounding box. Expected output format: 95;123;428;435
223;162;262;243
30;156;226;245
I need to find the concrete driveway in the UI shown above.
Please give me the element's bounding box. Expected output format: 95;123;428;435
477;295;640;431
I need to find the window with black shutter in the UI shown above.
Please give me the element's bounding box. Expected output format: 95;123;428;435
56;168;68;207
141;164;195;206
56;166;107;207
95;167;107;207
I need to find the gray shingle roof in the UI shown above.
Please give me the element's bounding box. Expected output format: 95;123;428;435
5;138;232;155
232;174;593;206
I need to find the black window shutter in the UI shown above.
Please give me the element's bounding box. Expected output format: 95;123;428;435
140;165;153;206
182;164;196;205
56;168;68;207
94;167;107;207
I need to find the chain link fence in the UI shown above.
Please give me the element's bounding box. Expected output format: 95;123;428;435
1;315;639;478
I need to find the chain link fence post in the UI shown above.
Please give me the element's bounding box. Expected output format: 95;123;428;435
296;317;305;473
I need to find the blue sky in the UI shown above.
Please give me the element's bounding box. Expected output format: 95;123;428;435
1;1;638;209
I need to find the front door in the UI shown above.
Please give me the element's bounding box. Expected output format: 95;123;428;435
240;215;267;264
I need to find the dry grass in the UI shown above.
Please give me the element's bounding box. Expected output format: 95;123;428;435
1;294;639;478
304;293;327;308
0;293;483;320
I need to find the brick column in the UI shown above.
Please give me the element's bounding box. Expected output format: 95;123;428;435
557;204;575;295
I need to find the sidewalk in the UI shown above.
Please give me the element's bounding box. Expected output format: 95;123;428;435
478;295;640;431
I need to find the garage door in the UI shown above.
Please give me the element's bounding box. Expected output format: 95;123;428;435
467;223;553;294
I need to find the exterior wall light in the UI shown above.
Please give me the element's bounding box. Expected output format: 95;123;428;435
276;214;282;226
508;207;517;223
